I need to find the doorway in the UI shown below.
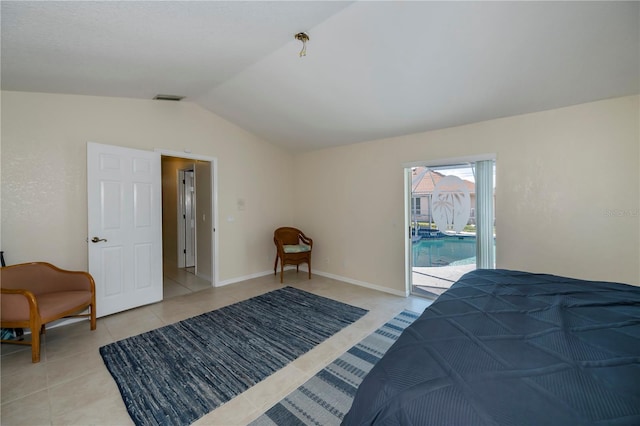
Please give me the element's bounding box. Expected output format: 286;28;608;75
88;143;218;316
406;156;495;298
159;151;217;298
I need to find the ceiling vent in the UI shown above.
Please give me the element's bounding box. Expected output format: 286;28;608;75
153;94;184;101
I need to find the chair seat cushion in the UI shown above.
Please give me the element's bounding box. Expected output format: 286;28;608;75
2;291;92;323
38;291;93;322
283;244;311;253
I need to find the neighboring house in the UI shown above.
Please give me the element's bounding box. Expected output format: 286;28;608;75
411;168;477;227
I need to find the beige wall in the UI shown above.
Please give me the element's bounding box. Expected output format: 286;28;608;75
195;160;213;280
2;91;638;292
294;96;640;291
0;91;295;283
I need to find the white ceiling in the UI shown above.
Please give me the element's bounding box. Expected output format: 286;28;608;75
2;1;638;152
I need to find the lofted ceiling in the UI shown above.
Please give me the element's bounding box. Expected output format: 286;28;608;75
2;1;638;153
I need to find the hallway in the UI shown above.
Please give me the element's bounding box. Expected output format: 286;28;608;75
163;264;212;299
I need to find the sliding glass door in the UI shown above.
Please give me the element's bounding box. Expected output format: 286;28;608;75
407;158;495;298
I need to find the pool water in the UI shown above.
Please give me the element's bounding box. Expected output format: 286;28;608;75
412;237;477;267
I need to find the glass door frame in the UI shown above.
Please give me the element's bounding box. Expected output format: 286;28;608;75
403;154;496;298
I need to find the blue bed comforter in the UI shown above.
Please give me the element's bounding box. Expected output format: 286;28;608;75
343;269;640;425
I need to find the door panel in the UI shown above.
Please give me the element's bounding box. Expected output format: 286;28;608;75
134;183;153;227
102;248;123;297
88;142;163;317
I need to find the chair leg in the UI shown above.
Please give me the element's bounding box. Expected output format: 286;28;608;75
31;334;41;363
31;323;42;363
90;302;97;331
273;255;279;275
308;259;312;280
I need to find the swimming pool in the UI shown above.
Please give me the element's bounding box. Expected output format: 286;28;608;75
412;236;477;267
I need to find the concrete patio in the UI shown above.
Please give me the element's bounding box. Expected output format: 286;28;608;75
412;264;476;297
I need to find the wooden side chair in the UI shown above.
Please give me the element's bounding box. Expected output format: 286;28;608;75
0;262;97;363
273;227;313;283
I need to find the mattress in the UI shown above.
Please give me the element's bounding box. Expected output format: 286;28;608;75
343;269;640;425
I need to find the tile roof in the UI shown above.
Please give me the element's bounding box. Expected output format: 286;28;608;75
411;167;475;195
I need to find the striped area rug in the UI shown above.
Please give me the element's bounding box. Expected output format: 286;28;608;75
99;287;367;426
251;310;420;426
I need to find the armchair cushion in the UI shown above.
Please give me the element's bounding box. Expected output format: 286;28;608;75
283;244;311;254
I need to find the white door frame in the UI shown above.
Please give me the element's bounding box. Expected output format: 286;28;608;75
156;149;219;287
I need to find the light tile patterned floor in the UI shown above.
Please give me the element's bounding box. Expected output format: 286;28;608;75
1;267;433;425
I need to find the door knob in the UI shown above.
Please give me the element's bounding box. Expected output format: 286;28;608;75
91;237;107;243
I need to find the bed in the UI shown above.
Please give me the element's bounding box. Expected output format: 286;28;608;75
343;269;640;425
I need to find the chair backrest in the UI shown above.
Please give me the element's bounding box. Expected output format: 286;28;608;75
0;262;90;295
274;227;303;246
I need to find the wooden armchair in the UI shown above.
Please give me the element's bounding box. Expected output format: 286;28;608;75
1;262;96;363
274;227;313;283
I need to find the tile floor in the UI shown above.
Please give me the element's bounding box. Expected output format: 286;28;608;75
162;264;213;300
1;268;433;426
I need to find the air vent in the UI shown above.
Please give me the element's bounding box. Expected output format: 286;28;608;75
153;94;184;101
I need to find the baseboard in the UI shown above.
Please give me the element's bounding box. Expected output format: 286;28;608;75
25;272;405;336
196;272;212;282
217;266;408;297
216;269;281;287
216;265;409;297
310;269;409;297
14;316;90;335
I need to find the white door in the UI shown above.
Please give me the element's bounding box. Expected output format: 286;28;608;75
87;142;163;317
184;170;196;268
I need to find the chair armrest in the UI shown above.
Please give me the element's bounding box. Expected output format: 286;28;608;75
1;288;39;322
299;233;313;248
274;237;286;253
46;264;96;293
